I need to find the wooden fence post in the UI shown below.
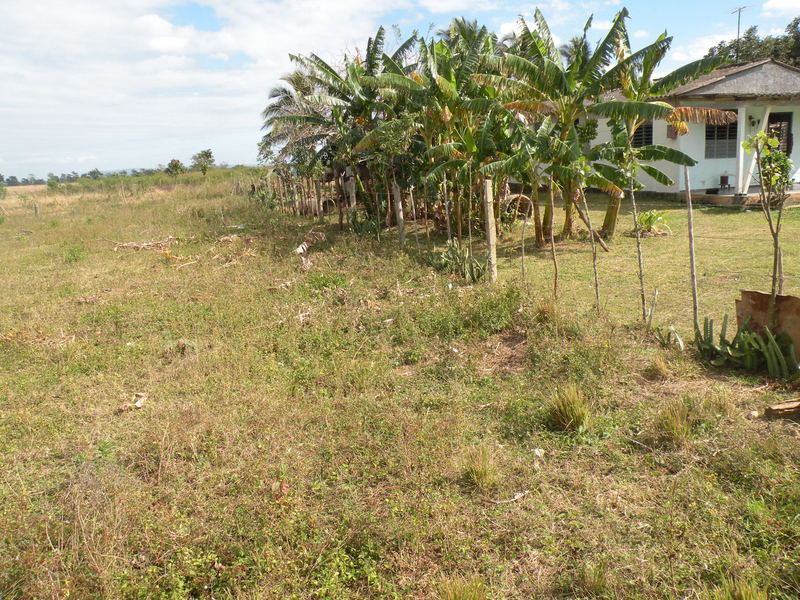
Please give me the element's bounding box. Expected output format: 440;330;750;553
685;165;700;333
483;178;498;283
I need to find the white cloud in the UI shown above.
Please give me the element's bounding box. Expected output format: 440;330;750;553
671;31;734;62
415;0;495;13
0;0;427;176
590;19;614;31
762;0;799;18
499;20;519;37
632;29;650;39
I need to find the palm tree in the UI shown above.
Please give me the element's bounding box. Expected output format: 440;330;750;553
559;36;592;62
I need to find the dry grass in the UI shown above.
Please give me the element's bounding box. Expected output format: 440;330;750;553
643;353;671;381
0;176;798;599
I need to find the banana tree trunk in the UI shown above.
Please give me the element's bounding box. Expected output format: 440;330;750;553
543;195;553;242
561;186;576;239
600;192;623;238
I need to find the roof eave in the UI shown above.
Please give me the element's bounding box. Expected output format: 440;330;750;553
663;94;800;102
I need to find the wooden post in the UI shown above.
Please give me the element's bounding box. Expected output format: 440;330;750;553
443;176;452;241
684;165;700;334
579;188;601;314
391;180;405;247
483;178;498;283
409;186;420;251
314;180;323;223
548;180;559;299
629;184;647;322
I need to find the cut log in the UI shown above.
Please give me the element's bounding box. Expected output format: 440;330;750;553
764;399;800;418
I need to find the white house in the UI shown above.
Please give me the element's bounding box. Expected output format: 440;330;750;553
595;58;800;199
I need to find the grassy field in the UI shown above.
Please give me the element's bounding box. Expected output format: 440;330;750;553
1;177;798;599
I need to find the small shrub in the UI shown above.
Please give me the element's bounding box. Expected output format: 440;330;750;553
0;215;5;225
547;384;591;433
706;578;768;600
654;400;691;446
636;209;671;234
307;272;347;291
438;576;488;600
460;445;497;490
63;243;87;264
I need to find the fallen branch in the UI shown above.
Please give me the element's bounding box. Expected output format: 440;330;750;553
104;236;175;251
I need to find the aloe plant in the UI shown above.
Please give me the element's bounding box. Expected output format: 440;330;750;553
695;316;799;380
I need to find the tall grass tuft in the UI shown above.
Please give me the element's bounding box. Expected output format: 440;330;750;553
575;560;611;598
547;384;591;432
437;576;488;600
460;445;497;490
707;578;768;600
654;400;692;446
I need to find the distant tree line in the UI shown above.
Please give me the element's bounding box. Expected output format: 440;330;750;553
0;150;217;187
706;17;800;65
0;167;163;187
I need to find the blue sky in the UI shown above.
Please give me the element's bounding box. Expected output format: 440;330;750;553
0;0;797;178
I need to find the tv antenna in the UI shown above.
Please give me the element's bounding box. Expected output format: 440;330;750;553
731;6;748;62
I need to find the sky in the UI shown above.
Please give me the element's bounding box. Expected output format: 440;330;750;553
0;0;798;179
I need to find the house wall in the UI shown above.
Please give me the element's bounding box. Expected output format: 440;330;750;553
595;99;800;194
677;100;738;192
679;101;800;191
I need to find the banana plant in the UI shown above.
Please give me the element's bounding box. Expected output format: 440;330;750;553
590;112;697;321
597;30;731;237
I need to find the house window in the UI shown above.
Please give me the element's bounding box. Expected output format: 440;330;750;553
705;120;737;159
632;121;653;148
